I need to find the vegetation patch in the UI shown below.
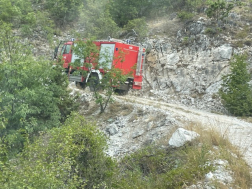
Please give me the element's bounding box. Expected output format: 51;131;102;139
0;113;116;188
177;11;195;21
204;27;222;36
235;29;249;39
219;54;252;116
111;123;251;189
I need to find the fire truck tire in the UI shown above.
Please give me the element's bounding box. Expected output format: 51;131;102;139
89;73;100;92
76;81;86;89
115;83;129;95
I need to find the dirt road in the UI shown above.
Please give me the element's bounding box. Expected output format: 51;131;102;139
116;95;252;167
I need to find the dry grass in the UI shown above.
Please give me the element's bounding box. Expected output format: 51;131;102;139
185;122;251;188
128;113;138;123
147;17;183;37
241;117;252;123
84;103;100;116
86;101;135;121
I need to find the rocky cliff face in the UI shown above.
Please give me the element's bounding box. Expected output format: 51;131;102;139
140;15;252;113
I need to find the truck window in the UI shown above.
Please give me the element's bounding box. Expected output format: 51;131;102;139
61;44;71;55
98;44;115;69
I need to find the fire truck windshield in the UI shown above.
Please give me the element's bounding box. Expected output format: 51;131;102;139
61;44;71;55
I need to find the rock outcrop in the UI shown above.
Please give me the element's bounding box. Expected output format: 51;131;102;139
140;16;252;113
168;128;199;147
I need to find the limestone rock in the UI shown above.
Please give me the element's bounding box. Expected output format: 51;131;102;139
132;129;145;138
213;45;233;61
169;128;200;147
188;21;204;35
106;124;119;136
167;53;180;65
205;172;214;182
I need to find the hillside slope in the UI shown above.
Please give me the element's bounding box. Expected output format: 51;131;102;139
67;2;252;164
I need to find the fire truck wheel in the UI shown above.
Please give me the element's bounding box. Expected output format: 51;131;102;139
115;83;129;95
76;82;86;89
114;89;128;95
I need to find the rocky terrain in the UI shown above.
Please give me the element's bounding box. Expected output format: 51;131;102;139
141;15;252;114
67;10;252;187
26;5;252;187
69;81;252;188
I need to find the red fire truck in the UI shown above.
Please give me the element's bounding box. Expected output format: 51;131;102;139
55;39;145;93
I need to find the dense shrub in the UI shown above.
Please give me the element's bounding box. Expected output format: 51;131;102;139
0;113;115;188
0;24;78;155
45;0;83;26
77;0;119;39
123;18;148;41
112;144;213;189
177;11;195;21
109;0;152;27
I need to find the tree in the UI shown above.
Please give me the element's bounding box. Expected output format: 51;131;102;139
0;113;115;188
71;39;129;113
206;0;234;24
0;0;21;23
109;0;152;27
76;0;119;39
123;18;148;41
219;54;252;116
45;0;83;26
0;23;78;155
0;0;54;39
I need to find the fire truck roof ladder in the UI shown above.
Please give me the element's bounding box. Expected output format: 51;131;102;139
136;46;144;76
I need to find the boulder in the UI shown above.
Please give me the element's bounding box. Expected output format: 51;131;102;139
166;53;180;65
188;21;204;35
106;124;119;136
213;45;233;61
169;128;199;147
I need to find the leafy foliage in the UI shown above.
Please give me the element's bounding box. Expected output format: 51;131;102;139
0;113;115;188
0;0;53;38
0;0;21;23
206;0;234;23
219;55;252;116
72;39;129;113
177;11;195;21
76;0;119;39
0;23;78;155
123;18;148;41
112;144;213;189
45;0;83;27
109;0;152;27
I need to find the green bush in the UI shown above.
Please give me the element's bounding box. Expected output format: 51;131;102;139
45;0;83;26
109;0;152;27
177;11;194;21
219;54;252;116
0;113;115;188
0;24;78;155
0;0;54;39
206;0;234;23
182;36;192;46
112;144;213;188
77;1;119;39
123;18;148;41
205;27;217;35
